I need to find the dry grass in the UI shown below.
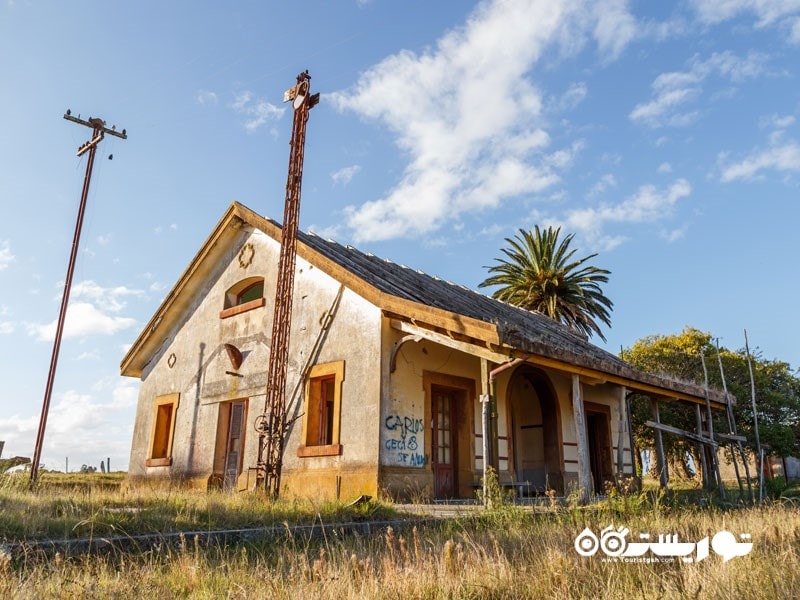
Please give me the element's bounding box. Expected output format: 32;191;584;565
0;472;394;540
2;473;799;598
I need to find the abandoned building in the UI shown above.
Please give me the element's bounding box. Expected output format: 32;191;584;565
122;202;728;501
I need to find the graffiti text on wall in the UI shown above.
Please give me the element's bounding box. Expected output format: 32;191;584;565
385;415;425;467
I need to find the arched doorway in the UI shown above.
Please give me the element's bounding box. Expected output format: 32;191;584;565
506;367;563;494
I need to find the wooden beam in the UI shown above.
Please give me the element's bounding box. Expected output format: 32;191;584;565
512;353;725;408
572;374;592;503
480;358;491;504
715;432;748;443
616;386;626;476
390;319;511;364
644;420;719;447
649;399;669;490
695;404;710;490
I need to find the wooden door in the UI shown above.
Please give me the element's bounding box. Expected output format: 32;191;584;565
223;401;245;490
432;388;457;498
587;412;612;494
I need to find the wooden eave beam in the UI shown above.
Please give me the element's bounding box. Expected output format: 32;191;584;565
644;420;719;447
715;432;748;443
390;319;512;364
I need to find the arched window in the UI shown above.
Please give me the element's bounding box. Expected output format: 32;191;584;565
220;276;265;318
235;280;264;305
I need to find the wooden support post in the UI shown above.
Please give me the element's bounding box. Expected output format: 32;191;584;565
625;394;641;488
695;404;710;489
744;329;764;504
480;358;491;503
650;398;669;490
616;386;626;478
717;340;752;502
700;353;725;498
572;374;592;503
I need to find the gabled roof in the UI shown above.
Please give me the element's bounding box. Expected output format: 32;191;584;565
121;202;725;407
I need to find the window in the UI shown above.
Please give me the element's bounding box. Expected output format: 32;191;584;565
237;281;263;304
220;276;265;318
146;393;179;467
298;360;344;457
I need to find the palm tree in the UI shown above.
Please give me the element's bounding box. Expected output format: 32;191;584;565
479;226;613;341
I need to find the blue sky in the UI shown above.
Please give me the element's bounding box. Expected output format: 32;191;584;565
1;0;799;471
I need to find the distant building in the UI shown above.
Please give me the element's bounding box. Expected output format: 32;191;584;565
122;202;726;501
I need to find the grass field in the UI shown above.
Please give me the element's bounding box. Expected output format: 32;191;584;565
2;472;799;599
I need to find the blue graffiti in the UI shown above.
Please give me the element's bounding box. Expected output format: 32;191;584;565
384;414;425;467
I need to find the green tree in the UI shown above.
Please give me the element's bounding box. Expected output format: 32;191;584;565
479;226;613;340
623;327;800;478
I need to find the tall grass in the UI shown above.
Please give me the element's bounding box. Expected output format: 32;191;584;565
0;472;394;541
2;472;799;598
3;502;799;598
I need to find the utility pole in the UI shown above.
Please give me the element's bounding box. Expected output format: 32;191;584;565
256;71;319;499
29;112;126;486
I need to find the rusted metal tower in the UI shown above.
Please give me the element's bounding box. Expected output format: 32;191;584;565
256;71;319;499
30;112;126;486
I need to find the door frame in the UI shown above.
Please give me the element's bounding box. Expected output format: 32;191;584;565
423;371;475;499
431;386;459;498
505;366;564;493
212;398;248;491
583;401;613;494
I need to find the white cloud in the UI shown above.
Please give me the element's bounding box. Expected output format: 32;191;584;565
330;0;640;242
154;224;178;234
110;379;139;409
588;173;617;197
97;233;112;246
661;224;689;242
630;51;768;127
719;140;800;182
690;0;800;27
658;162;673;173
0;321;14;334
556;82;588;112
691;1;800;43
791;17;800;43
28;302;137;341
1;386;138;470
592;0;639;60
307;224;344;240
562;178;692;246
27;280;142;342
760;113;796;129
196;90;218;105
331;165;362;185
231;91;285;133
0;240;14;271
71;280;145;312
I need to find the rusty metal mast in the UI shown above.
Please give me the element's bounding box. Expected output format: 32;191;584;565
256;71;319;498
30;112;127;485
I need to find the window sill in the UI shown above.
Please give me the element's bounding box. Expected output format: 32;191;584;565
297;444;342;458
146;457;172;467
219;297;265;319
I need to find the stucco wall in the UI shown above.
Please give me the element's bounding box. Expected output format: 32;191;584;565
379;323;482;500
376;320;635;499
126;227;382;500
